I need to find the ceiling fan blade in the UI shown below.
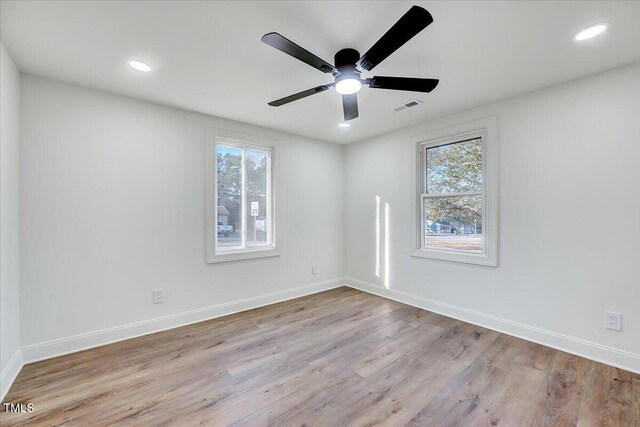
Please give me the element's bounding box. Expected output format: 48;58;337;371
356;6;433;72
268;84;332;107
368;76;439;93
342;94;359;121
262;32;338;74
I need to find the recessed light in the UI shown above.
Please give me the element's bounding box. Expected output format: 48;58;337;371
128;60;151;72
338;122;351;128
574;24;608;41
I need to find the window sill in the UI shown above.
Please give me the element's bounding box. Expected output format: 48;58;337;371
208;247;279;264
411;248;497;267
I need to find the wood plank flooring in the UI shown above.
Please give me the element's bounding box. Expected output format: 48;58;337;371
1;287;638;426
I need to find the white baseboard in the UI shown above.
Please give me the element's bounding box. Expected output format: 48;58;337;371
1;348;24;402
21;278;344;364
344;277;640;374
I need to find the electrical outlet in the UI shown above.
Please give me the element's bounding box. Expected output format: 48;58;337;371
153;289;165;304
604;311;621;331
311;265;318;275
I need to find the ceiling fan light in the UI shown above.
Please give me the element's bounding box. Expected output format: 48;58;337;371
335;78;362;95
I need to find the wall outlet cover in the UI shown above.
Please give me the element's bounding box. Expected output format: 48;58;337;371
311;265;318;275
604;311;621;331
153;289;165;304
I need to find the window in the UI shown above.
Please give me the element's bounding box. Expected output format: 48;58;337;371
207;130;276;263
423;136;483;252
412;118;498;266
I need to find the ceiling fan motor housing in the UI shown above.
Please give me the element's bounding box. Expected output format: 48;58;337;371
334;48;363;101
335;49;361;79
334;48;360;68
335;49;362;89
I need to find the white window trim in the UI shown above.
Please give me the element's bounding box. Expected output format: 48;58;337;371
410;116;498;267
206;128;278;264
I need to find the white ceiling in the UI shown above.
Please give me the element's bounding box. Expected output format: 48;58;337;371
2;1;639;144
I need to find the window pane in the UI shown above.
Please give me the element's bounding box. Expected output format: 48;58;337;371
245;148;269;246
424;195;482;252
426;138;483;193
217;145;242;249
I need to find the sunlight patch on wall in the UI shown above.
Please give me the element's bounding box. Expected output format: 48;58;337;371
384;202;390;289
375;195;381;278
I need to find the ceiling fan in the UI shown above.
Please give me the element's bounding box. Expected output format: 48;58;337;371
261;5;439;122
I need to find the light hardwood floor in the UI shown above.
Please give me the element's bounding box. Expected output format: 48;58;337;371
1;287;638;426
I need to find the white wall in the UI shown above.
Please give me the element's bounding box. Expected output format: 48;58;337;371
19;75;344;359
1;42;22;396
345;62;640;372
13;61;640;374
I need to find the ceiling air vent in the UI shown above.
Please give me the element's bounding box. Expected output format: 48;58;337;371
392;98;423;112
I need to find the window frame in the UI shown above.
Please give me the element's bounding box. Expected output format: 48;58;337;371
206;129;278;264
411;117;498;266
